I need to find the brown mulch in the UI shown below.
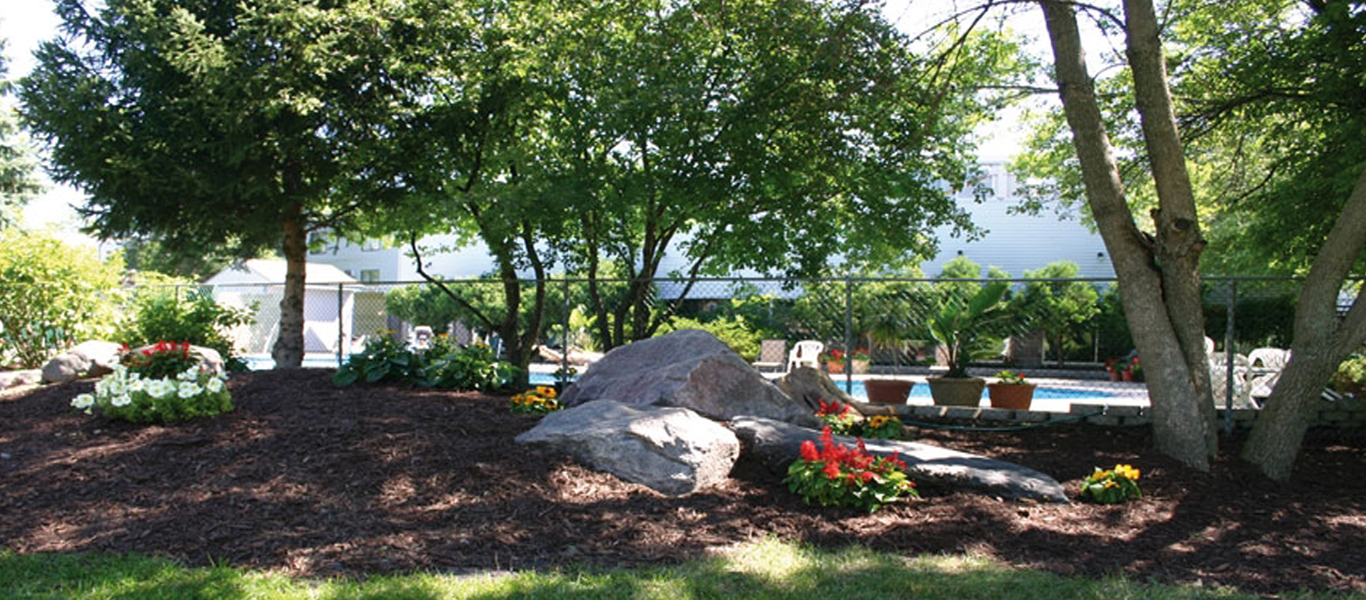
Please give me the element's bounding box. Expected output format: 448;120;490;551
1;369;1364;594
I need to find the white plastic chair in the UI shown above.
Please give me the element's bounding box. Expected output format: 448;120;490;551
1209;353;1254;408
787;340;824;372
1247;347;1291;399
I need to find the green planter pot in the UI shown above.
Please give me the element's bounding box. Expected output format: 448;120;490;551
927;377;985;407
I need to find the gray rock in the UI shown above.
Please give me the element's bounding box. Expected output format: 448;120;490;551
516;400;740;496
731;416;1068;503
773;367;863;415
561;330;817;427
0;369;42;390
41;341;124;384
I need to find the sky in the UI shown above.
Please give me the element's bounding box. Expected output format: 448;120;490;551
1;0;1060;243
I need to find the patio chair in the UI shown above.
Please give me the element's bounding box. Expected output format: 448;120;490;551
1247;347;1291;400
1210;352;1254;408
752;339;787;373
787;340;824;372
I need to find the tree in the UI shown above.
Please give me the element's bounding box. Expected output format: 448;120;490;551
0;37;42;226
1038;0;1218;470
20;0;420;367
527;0;1026;351
1032;0;1366;476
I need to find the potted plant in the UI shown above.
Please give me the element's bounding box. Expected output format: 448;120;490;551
1104;357;1123;382
987;370;1036;410
822;349;847;374
926;280;1010;406
865;379;914;404
851;348;871;374
1125;357;1144;382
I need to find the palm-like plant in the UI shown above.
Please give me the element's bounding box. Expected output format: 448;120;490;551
928;281;1011;378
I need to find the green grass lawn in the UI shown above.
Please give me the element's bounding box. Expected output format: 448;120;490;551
2;539;1356;600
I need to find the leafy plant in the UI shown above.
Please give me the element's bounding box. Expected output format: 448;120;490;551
656;314;765;362
861;415;904;440
510;386;561;414
994;370;1027;385
332;332;419;386
71;364;232;424
820;349;847;365
815;400;859;435
1080;464;1142;504
851;348;871;362
1331;355;1366;395
422;342;516;392
929;280;1012;378
784;426;919;513
118;285;255;370
0;230;123;368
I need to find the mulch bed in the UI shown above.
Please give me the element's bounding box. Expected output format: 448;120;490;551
1;369;1363;594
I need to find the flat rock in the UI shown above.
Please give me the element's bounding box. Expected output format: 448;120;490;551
0;369;42;391
516;400;739;496
731;416;1068;503
561;330;818;427
773;367;863;415
41;341;123;384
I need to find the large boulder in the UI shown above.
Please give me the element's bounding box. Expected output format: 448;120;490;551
732;416;1068;503
516;400;740;496
41;341;123;384
0;369;42;391
773;367;863;415
560;330;817;427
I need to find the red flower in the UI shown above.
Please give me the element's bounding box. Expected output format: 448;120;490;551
860;471;876;483
799;440;819;462
822;462;841;480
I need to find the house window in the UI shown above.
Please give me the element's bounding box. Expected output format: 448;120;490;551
361;238;384;252
359;269;381;283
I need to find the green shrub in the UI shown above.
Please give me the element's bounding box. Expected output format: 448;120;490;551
71;363;233;424
117;280;255;370
1332;355;1366;395
657;315;763;361
332;333;420;386
422;342;516;391
0;230;123;368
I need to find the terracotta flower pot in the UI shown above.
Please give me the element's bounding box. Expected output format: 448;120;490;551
826;361;846;374
852;359;871;375
987;383;1036;410
926;376;985;407
865;379;913;404
1121;370;1134;382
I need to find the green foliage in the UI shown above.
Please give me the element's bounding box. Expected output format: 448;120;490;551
421;342;516;392
0;230;123;368
1202;289;1297;350
994;370;1027;385
117;282;255;370
656;314;764;362
120;341;201;381
785;427;919;513
1;40;43;226
1080;464;1143;504
1094;286;1134;359
332;334;420;386
71;364;232;424
1012;262;1100;365
860;415;904;441
1331;355;1366;395
120;237;233;281
333;335;514;392
929;280;1011;378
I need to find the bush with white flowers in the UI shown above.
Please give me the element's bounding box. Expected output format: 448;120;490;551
71;363;232;424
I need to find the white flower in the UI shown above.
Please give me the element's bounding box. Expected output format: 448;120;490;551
178;368;199;382
146;379;174;399
177;381;202;399
205;378;224;393
71;394;94;409
128;378;146;393
111;394;132;407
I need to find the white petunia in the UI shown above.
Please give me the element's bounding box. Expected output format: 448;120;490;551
177;381;202;399
71;394;95;409
205;378;224;393
178;368;199;382
145;379;174;399
128;378;146;393
111;394;132;407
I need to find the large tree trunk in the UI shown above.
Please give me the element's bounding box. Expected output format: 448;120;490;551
1041;0;1215;470
272;204;307;369
1243;168;1366;480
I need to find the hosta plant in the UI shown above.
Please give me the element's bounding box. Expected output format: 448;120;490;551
71;364;232;424
333;332;419;386
861;415;904;440
785;426;919;513
815;400;859;435
1080;464;1142;504
510;386;561;414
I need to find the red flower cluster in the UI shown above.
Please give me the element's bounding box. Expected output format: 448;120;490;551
816;400;852;417
799;426;909;485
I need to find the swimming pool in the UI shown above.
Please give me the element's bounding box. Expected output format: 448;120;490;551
527;373;1115;401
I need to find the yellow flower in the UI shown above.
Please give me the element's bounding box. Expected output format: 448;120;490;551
1115;464;1140;480
869;415;891;427
1103;480;1117;488
536;386;557;398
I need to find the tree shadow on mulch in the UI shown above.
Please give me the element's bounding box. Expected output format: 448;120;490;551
1;369;1362;594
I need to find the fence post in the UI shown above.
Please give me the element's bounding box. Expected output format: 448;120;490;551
1223;279;1237;434
844;274;854;390
560;277;571;387
337;282;345;368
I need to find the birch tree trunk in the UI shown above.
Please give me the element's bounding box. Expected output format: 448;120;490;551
1040;0;1216;470
273;203;307;369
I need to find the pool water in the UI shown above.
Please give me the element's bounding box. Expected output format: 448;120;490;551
528;373;1113;401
